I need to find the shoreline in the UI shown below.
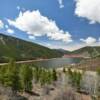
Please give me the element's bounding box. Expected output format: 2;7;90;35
0;57;64;66
0;57;84;66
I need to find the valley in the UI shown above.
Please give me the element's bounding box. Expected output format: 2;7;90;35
0;34;100;100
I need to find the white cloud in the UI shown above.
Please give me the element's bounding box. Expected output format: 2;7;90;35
43;42;86;51
44;40;100;51
58;0;64;8
99;38;100;42
17;6;20;10
6;29;14;34
46;43;52;47
7;10;72;43
17;6;25;11
75;0;100;24
5;25;9;29
28;35;35;40
0;20;4;29
80;37;97;45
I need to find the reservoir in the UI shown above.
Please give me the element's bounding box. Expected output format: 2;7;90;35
34;57;83;68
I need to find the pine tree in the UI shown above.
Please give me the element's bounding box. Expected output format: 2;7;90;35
0;66;7;85
52;69;57;81
68;69;82;90
3;59;21;93
33;67;41;83
63;67;66;73
19;65;33;92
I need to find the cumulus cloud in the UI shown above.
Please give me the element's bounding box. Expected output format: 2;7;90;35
17;6;25;11
28;35;35;40
99;38;100;42
58;0;64;8
7;10;72;43
80;37;97;45
5;25;9;29
6;29;14;34
75;0;100;24
0;20;4;29
17;6;20;10
43;42;86;51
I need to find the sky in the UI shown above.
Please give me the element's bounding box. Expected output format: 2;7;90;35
0;0;100;51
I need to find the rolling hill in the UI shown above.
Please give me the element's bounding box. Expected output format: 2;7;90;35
53;49;71;55
0;33;62;63
71;46;100;58
55;46;100;58
0;33;100;63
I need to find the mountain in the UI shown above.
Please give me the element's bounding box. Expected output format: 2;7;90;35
0;33;62;63
53;49;71;55
0;33;100;63
54;46;100;58
71;46;100;58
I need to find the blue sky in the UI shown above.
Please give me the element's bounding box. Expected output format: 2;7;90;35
0;0;100;51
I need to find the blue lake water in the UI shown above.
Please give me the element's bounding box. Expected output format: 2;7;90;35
34;58;83;68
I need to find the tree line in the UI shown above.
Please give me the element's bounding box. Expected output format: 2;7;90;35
0;59;57;94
